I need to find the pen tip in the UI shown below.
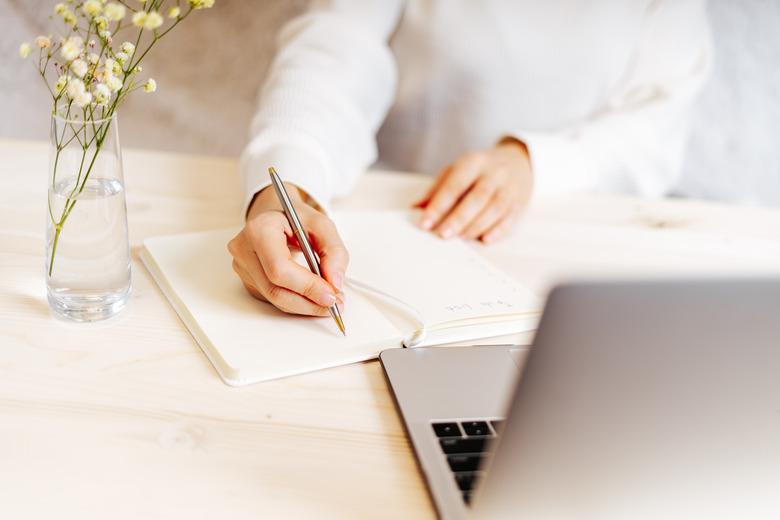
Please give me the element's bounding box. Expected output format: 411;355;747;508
334;315;346;336
268;167;276;175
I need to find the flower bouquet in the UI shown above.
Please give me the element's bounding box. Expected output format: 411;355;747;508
21;0;214;321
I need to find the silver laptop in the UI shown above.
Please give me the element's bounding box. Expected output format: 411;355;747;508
379;278;780;519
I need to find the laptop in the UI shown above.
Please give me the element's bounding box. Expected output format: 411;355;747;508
379;278;780;519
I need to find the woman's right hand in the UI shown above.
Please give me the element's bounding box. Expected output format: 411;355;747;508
227;184;348;316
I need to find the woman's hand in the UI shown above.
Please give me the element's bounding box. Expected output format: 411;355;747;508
227;184;348;316
414;138;533;243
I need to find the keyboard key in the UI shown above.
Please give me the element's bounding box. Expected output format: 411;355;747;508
462;421;490;437
447;454;483;473
432;422;461;437
439;437;487;454
455;472;479;491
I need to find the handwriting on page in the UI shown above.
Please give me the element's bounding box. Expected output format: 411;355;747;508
444;300;516;313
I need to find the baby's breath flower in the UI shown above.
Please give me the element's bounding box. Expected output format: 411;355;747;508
64;11;78;26
54;75;69;95
88;53;100;65
54;3;67;14
35;36;52;49
95;16;108;31
131;11;146;28
115;52;128;66
188;0;215;8
60;38;82;61
70;58;88;78
120;42;135;57
66;78;85;99
105;74;123;92
103;3;126;22
82;0;102;17
74;91;93;107
168;7;180;18
92;83;111;104
19;42;32;58
143;11;163;30
143;78;156;93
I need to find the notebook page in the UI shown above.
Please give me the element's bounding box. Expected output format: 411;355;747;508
333;210;542;330
141;228;403;385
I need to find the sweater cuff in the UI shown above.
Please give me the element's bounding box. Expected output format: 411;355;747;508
240;143;332;217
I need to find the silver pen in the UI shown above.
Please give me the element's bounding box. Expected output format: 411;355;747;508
268;167;346;336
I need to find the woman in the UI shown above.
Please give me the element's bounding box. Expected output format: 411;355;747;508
228;0;712;317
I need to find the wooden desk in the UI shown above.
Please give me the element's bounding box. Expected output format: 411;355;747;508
2;140;779;519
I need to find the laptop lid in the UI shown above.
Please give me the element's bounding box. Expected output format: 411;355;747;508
382;278;780;519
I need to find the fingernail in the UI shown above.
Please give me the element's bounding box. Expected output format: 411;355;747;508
440;226;455;239
481;231;497;244
320;293;337;307
332;272;344;291
421;217;434;230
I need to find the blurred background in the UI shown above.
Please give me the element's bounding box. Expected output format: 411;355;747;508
2;0;779;207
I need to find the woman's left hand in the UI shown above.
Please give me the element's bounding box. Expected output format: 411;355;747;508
413;138;534;243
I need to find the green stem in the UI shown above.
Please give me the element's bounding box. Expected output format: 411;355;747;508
47;114;113;277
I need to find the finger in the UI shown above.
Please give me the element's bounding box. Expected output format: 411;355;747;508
480;205;525;244
304;213;349;294
420;154;484;234
412;164;453;209
238;212;338;315
231;256;332;316
459;181;515;240
436;173;503;240
252;230;340;311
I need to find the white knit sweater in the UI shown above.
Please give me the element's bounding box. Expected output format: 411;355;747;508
241;0;712;212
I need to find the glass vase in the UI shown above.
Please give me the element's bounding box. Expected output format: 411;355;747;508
46;108;131;321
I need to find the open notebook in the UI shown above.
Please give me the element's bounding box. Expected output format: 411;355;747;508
140;210;542;386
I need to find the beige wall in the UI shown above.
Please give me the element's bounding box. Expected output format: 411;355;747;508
3;0;308;157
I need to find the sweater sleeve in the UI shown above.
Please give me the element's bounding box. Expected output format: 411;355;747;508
240;0;407;214
510;0;713;196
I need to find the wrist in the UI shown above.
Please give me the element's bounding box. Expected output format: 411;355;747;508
247;183;308;220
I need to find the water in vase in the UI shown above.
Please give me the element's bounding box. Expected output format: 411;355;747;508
46;175;131;321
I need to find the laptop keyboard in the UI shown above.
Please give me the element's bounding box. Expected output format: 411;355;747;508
432;419;503;505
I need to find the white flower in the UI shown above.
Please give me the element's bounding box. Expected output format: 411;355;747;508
188;0;215;9
120;42;135;57
87;53;100;65
60;9;78;27
19;43;32;58
131;11;146;27
168;7;181;18
60;37;83;61
70;58;88;78
143;11;163;30
93;83;111;104
115;52;128;66
66;79;86;99
74;91;93;108
82;0;102;17
54;75;69;95
105;75;123;92
35;36;52;49
103;3;126;22
143;78;156;92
